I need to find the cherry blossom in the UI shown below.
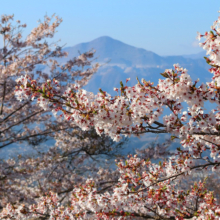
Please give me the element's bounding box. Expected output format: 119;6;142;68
3;11;220;220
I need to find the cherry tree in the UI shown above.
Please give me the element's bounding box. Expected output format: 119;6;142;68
0;14;99;151
2;11;220;220
0;127;130;208
0;13;136;209
0;14;171;212
0;126;171;210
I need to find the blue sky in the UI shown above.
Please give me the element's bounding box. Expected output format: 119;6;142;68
0;0;220;56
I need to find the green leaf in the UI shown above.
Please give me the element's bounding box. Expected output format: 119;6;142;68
162;186;167;191
136;76;143;86
160;72;169;78
72;193;77;198
204;56;211;64
194;211;199;217
171;135;177;141
99;88;104;94
177;147;181;152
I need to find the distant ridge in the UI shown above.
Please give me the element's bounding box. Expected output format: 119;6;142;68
63;36;162;67
63;36;206;67
58;36;210;94
182;51;206;60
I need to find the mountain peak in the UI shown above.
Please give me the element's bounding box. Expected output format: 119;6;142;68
64;36;161;66
60;36;209;96
90;36;128;46
92;36;116;41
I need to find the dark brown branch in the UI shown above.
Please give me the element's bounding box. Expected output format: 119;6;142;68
0;81;6;115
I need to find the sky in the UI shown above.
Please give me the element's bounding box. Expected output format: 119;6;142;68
0;0;220;56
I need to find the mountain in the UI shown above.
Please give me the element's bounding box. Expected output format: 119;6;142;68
0;37;212;158
182;51;206;60
64;36;164;67
61;36;211;94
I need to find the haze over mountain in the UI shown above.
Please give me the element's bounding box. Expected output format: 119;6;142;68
1;36;212;158
182;51;206;60
61;36;211;94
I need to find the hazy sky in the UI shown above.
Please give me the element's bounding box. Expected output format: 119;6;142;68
0;0;220;56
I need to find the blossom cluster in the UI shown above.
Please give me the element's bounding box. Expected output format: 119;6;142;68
15;25;220;165
0;13;103;208
0;13;99;150
1;155;220;219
